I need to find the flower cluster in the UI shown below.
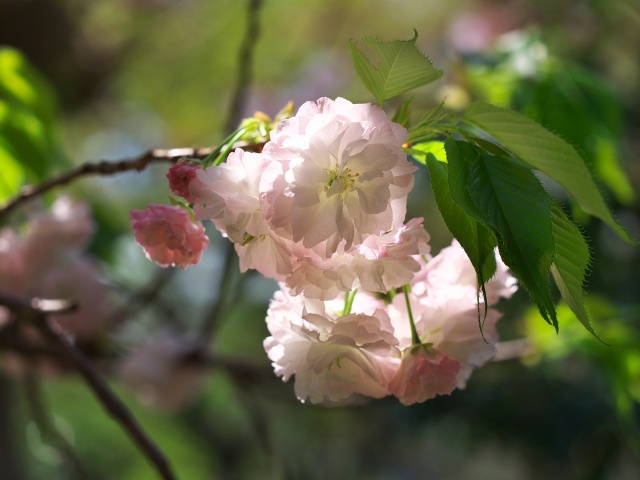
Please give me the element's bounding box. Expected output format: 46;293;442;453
191;98;429;299
137;97;518;405
264;241;516;405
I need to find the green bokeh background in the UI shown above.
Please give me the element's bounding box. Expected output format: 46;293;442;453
0;0;639;479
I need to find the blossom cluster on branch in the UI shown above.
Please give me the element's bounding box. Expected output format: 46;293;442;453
131;97;518;405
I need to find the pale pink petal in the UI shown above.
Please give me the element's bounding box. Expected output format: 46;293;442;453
388;346;461;405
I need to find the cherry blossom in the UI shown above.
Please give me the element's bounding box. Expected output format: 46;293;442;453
388;345;461;405
264;286;399;404
190;148;296;280
260;97;416;253
389;240;517;389
166;160;203;203
130;204;209;269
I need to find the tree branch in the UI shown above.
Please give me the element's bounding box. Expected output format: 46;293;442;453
0;147;214;219
0;291;178;480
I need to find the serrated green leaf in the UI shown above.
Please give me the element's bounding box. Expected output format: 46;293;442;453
549;202;602;340
444;139;487;224
466;150;557;328
349;31;442;105
463;101;634;244
426;153;497;284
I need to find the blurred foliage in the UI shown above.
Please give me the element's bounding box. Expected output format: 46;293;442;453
525;297;640;445
0;48;66;202
463;30;634;206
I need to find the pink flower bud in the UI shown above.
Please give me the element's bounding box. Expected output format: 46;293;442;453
130;205;209;269
388;346;461;405
166;161;202;203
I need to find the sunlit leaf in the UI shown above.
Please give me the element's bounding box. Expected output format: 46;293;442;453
463;101;634;244
0;138;25;201
349;30;442;105
408;140;446;165
0;47;67;191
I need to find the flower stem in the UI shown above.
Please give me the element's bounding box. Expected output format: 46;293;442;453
202;126;249;168
342;289;358;316
403;284;421;345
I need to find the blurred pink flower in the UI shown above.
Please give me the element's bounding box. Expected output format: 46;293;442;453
166;160;202;203
130;204;209;269
388;346;461;405
117;334;208;411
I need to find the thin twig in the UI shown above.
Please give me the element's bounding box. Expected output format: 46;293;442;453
0;148;209;219
0;291;178;480
224;0;265;134
0;142;264;220
199;242;238;338
106;269;176;328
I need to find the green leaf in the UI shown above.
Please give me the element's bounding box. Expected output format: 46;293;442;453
463;101;634;244
466;149;557;328
0;138;25;201
349;30;443;105
408;140;446;165
0;48;58;125
0;47;67;197
426;153;497;285
444;139;486;224
550;202;601;339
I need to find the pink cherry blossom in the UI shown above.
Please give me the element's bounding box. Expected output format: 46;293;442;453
387;240;518;389
190;149;296;280
420;240;518;305
264;286;399;404
388;345;461;405
260;97;416;254
166;160;202;203
130;204;209;269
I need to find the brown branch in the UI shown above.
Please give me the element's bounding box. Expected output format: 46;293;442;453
199;242;239;338
0;142;266;220
0;147;213;219
0;291;178;480
224;0;265;134
106;269;177;328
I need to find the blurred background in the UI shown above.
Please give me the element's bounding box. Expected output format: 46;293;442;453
0;0;639;478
